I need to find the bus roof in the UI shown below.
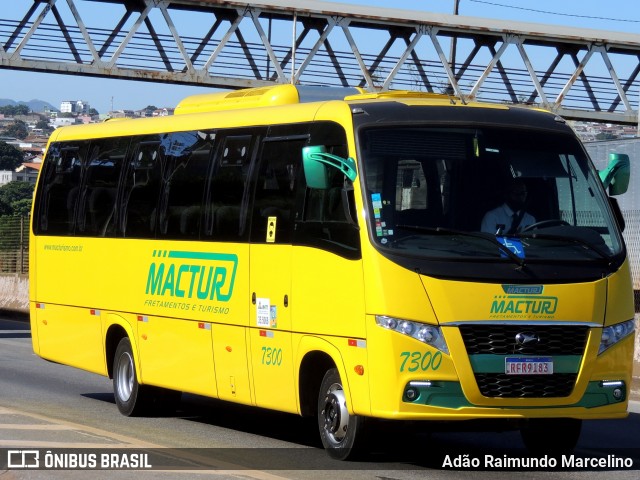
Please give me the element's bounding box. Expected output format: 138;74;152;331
48;85;553;143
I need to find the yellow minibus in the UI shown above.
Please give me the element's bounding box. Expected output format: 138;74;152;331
30;85;634;459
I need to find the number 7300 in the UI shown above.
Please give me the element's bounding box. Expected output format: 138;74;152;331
399;351;442;372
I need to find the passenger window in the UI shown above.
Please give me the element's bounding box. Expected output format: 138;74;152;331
77;137;128;236
157;131;214;239
34;142;87;235
250;138;302;244
204;134;253;241
296;123;361;259
120;138;164;238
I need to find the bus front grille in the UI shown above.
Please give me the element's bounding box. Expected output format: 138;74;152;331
458;324;589;356
458;324;590;398
474;373;577;398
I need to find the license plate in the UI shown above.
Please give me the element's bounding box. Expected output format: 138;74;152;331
505;357;553;375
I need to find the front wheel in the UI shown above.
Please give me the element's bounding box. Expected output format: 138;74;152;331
317;368;367;460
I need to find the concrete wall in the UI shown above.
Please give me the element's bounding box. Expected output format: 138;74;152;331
0;274;29;312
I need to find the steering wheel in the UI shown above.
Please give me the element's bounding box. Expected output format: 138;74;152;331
521;219;570;232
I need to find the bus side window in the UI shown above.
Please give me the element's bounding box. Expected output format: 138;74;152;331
295;122;360;259
120;138;164;238
250;137;303;244
204;134;254;241
77;137;128;237
157;131;213;239
34;142;88;235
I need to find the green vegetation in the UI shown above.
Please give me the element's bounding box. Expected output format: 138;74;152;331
0;104;30;116
0;142;25;170
0;181;34;216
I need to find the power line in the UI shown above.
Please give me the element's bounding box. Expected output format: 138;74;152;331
467;0;640;23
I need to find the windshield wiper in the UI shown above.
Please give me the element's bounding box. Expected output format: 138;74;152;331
394;225;526;267
516;232;611;261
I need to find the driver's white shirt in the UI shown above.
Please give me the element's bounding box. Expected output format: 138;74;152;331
480;203;535;234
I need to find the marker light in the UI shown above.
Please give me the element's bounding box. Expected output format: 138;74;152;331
599;319;635;355
375;315;449;354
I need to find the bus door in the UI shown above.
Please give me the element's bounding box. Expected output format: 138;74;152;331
247;133;306;413
203;132;255;404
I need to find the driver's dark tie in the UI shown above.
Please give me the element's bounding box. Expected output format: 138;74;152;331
507;212;519;234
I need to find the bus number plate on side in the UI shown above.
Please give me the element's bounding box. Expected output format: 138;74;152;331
505;357;553;375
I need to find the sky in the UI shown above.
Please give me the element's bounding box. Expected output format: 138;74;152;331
0;0;638;114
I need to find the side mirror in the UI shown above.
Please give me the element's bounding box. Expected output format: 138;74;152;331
599;153;630;196
302;145;357;189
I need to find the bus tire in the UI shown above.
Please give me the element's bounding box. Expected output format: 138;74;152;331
113;337;151;416
317;368;367;460
520;418;581;454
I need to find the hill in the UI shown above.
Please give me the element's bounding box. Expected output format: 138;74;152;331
0;98;58;113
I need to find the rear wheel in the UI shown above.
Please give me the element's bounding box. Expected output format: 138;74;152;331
520;418;581;455
112;337;181;416
317;368;367;460
113;337;151;416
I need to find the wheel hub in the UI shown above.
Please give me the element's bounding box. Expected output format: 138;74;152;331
322;383;349;443
116;351;134;402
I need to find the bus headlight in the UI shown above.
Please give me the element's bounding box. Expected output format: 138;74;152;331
375;315;449;354
599;319;635;355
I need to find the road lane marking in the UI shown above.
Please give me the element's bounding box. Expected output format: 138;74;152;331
0;406;290;479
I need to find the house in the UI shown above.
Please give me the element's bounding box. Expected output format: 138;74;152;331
13;161;41;183
0;170;12;186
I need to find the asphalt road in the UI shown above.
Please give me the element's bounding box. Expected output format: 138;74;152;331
1;314;639;480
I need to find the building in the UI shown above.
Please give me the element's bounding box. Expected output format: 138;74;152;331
14;162;41;183
51;117;79;128
108;110;135;119
60;100;90;114
0;170;12;186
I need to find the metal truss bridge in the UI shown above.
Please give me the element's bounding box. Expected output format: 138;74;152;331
1;0;639;125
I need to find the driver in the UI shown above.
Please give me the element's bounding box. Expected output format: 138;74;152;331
481;178;535;234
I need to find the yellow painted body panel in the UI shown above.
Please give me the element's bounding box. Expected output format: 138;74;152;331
211;323;252;404
137;315;217;397
422;277;607;325
248;243;296;413
32;303;105;375
605;260;636;326
29;86;635;426
293;333;371;415
291;246;366;338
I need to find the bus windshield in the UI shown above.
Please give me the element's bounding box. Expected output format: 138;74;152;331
359;126;624;264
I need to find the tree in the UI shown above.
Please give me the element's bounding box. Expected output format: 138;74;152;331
89;108;99;116
35;119;54;134
0;198;9;216
0;104;30;116
0;181;34;215
3;121;29;140
10;198;32;216
0;142;24;170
